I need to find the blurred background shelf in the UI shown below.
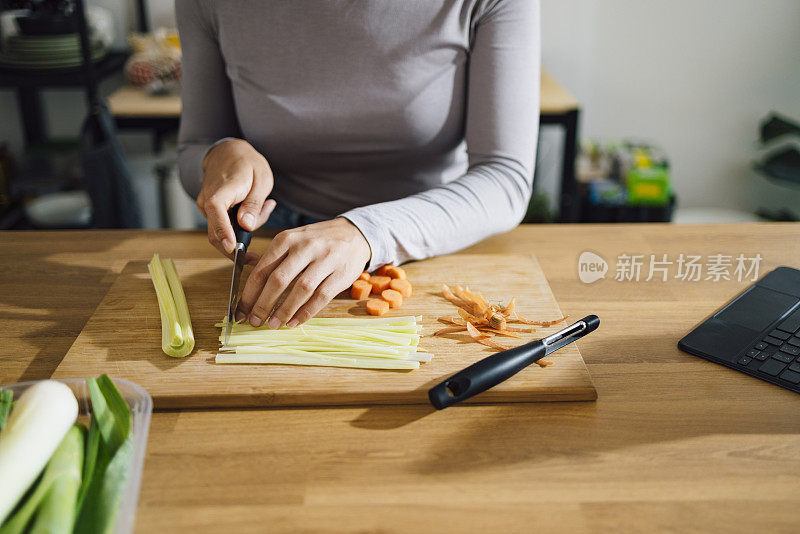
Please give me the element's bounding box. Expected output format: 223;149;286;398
0;48;127;88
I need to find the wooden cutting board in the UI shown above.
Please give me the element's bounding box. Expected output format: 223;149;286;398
53;254;596;408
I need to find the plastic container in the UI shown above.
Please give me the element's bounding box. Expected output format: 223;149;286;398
1;377;152;534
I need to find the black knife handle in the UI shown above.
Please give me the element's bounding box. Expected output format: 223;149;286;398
428;315;600;410
229;202;253;252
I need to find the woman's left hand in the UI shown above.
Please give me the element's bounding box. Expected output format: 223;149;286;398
236;217;371;328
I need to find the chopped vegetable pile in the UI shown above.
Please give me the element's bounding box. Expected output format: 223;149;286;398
148;253;195;358
436;284;568;367
215;316;428;370
350;265;414;316
0;376;133;534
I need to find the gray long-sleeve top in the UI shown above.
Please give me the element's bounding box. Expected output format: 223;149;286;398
176;0;540;268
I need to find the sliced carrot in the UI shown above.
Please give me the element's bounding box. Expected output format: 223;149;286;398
486;312;507;330
366;299;390;316
455;286;487;316
358;272;370;282
453;285;475;306
457;307;484;324
500;297;516;317
389;278;412;298
375;264;392;276
442;284;468;308
433;326;467;336
381;289;403;308
477;327;521;338
438;316;466;326
511;314;568;327
369;275;392;294
503;326;533;333
466;322;511;351
386;266;406;280
350;279;372;300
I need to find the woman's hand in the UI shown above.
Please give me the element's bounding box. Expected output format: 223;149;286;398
236;218;371;328
197;138;276;262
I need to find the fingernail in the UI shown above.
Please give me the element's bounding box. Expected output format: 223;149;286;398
222;239;233;253
235;310;246;322
249;315;263;327
286;319;299;328
242;213;255;228
268;317;281;330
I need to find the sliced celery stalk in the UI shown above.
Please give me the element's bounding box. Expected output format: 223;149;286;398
217;316;429;370
216;352;420;370
148;253;195;358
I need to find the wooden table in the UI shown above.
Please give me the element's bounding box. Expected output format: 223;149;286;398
2;224;799;533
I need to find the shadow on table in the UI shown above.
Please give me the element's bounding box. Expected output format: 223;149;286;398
349;377;443;429
1;238;121;384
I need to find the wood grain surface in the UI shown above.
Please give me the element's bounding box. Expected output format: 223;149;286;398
52;254;595;408
2;224;799;533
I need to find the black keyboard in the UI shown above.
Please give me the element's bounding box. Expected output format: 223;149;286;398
679;267;800;394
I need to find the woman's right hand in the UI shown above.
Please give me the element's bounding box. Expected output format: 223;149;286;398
196;138;277;261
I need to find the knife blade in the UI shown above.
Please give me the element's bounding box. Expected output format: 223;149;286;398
224;202;253;346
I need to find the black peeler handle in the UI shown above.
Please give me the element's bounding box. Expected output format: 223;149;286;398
428;315;600;409
229;202;253;252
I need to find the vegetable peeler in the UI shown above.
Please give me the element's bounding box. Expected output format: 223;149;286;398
428;315;600;409
224;203;253;346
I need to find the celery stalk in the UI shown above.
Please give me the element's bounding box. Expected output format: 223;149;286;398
163;258;194;352
148;254;194;358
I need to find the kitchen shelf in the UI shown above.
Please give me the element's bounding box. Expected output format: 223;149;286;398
0;49;128;88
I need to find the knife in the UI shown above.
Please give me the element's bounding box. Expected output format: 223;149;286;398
428;315;600;409
224;202;253;346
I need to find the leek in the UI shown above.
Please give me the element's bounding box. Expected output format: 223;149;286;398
216;316;430;370
1;425;84;534
28;425;84;534
0;381;78;526
74;376;133;534
0;390;11;431
76;417;100;511
148;253;195;358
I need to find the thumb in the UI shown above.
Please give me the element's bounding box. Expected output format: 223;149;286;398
237;171;272;231
255;199;277;227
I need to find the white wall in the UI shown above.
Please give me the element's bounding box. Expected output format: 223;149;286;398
2;0;799;213
541;0;800;211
